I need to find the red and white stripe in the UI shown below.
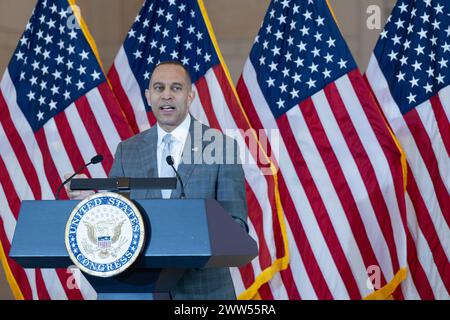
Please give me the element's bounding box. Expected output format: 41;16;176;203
189;66;290;299
366;56;450;299
237;59;408;299
108;46;156;133
0;69;133;299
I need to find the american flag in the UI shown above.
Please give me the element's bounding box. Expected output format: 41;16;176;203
237;0;410;299
366;0;450;299
107;0;289;299
0;0;132;299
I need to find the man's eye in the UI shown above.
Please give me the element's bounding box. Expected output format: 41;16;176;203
173;86;182;91
155;86;164;91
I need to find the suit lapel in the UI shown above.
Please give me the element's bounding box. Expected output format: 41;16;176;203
138;117;204;199
171;118;204;199
140;126;161;199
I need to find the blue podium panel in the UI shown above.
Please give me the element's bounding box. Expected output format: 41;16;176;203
133;199;211;268
11;199;214;268
10;200;76;267
10;198;258;299
10;199;257;269
84;268;185;299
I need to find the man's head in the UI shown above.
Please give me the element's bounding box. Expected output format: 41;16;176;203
145;61;195;132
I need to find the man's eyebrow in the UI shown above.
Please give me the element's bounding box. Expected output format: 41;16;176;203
151;81;184;86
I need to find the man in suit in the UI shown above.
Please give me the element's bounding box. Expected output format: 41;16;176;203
106;61;247;299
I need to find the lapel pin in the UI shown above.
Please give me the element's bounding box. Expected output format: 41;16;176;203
192;147;199;152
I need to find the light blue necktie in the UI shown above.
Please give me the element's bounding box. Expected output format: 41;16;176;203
160;133;174;198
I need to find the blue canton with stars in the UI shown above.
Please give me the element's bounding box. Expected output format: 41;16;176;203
123;0;220;112
374;0;450;115
250;0;356;119
8;0;105;132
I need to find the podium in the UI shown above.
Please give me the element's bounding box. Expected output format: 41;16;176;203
9;198;258;300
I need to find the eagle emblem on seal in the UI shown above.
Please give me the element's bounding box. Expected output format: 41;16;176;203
82;219;128;259
65;192;145;277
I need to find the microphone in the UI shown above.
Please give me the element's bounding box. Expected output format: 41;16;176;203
56;154;104;200
166;155;186;199
231;216;249;233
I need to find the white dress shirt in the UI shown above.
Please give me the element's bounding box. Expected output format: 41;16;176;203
156;114;191;198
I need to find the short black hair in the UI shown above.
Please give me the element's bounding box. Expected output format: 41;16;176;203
150;60;192;87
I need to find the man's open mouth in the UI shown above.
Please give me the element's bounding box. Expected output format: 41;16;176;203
160;105;176;110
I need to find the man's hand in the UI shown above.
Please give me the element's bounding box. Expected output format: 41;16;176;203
63;173;94;200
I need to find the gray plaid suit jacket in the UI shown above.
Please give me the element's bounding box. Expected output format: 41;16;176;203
109;116;247;300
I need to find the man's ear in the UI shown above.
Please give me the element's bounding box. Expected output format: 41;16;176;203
187;90;195;107
145;89;151;105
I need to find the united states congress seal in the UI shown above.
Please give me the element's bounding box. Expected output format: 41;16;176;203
65;192;145;277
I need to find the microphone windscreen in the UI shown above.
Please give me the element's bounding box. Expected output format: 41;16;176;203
166;155;174;166
91;154;104;164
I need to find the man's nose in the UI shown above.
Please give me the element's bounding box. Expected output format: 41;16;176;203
161;88;174;100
